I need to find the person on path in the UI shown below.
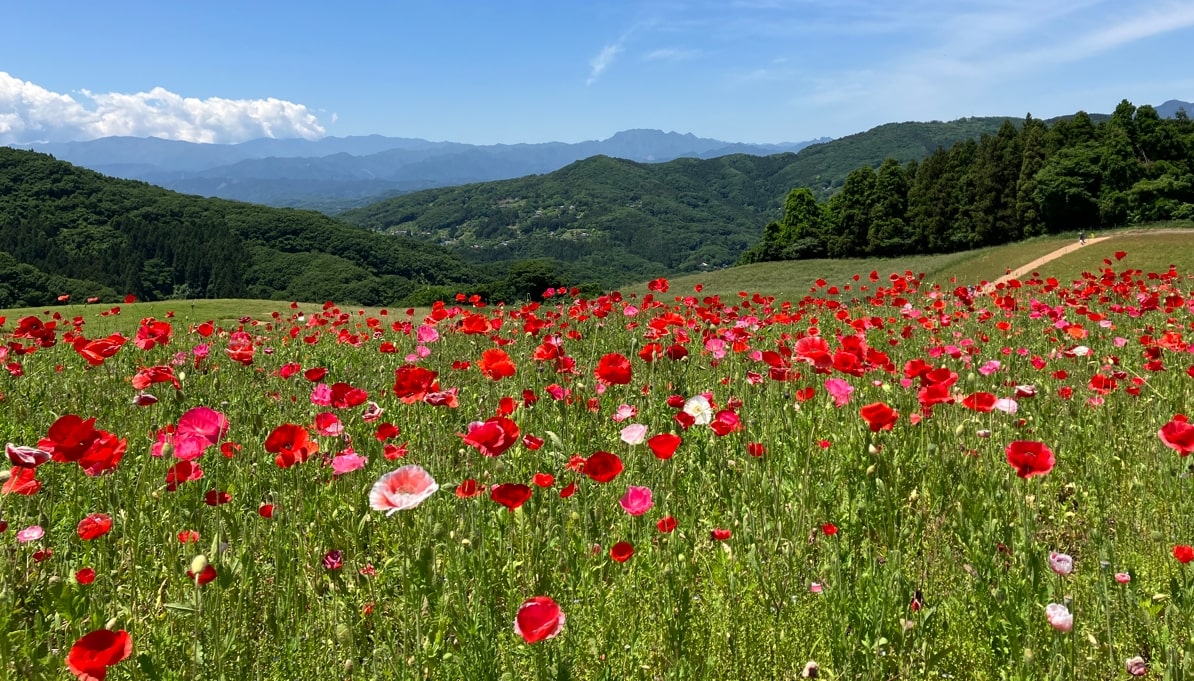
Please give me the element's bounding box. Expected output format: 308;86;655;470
1078;230;1085;245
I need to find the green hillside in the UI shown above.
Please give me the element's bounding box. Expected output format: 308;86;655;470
339;116;1018;280
0;148;475;307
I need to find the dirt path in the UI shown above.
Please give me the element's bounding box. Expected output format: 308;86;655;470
987;228;1193;289
989;237;1111;287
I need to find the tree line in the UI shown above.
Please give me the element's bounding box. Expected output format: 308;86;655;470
741;101;1194;263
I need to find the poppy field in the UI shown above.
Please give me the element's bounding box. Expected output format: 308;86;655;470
2;252;1194;680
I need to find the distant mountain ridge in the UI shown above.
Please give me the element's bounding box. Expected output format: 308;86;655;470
16;130;827;211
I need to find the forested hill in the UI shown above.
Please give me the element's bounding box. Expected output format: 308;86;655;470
742;102;1194;263
0;147;475;307
338;116;1019;278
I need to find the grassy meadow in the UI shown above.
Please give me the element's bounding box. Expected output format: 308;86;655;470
2;233;1194;679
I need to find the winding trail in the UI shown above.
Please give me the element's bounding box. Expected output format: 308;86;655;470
987;228;1193;289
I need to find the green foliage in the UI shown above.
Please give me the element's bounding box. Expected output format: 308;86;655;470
0;148;476;306
746;99;1194;264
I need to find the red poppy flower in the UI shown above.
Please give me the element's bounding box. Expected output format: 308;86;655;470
460;417;520;457
375;422;401;441
609;541;634;562
178;529;200;543
647;433;682;460
134;318;172;350
746;442;766;457
490;483;533;511
710;409;742;436
559;482;577;498
76;431;127;477
514;596;565;644
478;348;517;380
582;451;623;483
258;504;275;518
131;365;180;390
393;365;441;403
821;523;838;536
76;514;113;540
66;628;132;681
532;473;555;488
165;460;203;491
204;490;231;506
75;567;96;585
657;516;677;533
187;564;218;585
456;478;483;498
72;334;128;366
323;550;343;571
711;528;732;541
961;392;997;413
39;414;100;463
303;367;327;382
1;466;41;495
859;402;898;432
1175;545;1194;564
328;382;368;409
1005;440;1055;478
1159;415;1194;456
264;423;318;468
595;353;633;385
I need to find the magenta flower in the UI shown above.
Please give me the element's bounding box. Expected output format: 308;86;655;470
824;378;854;407
618;486;654;516
331;449;367;476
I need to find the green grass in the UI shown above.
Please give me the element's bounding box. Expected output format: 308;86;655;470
1021;230;1194;285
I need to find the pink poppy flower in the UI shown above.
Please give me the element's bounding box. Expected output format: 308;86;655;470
1048;552;1073;576
1045;603;1072;632
331;449;367;476
172;406;229;460
620;424;648;446
6;443;50;468
824;378;854;407
619;486;654;516
369;465;438;515
17;525;44;543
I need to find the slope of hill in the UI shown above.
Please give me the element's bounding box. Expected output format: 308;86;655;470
19;130;827;211
0;148;475;307
338;116;1025;279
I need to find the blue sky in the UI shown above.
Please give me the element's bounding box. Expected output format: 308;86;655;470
2;0;1193;145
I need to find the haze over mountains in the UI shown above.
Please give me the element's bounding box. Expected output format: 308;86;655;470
18;130;828;212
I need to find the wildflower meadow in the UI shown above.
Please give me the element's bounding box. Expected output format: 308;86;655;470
2;254;1194;679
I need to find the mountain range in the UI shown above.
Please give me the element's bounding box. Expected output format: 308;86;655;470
19;130;827;211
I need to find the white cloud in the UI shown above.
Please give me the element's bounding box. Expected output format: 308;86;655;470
643;47;702;62
587;43;624;85
0;71;325;144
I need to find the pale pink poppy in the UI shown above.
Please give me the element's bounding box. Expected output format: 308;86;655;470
620;424;648;446
809;582;824;594
173;406;229;460
1045;603;1072;632
362;402;384;423
331;449;367;476
992;398;1018;414
369;465;438;515
1114;572;1131;584
314;412;344;437
825;378;854;407
978;360;1001;376
1048;552;1073;576
704;338;727;359
17;525;44;543
619;486;654;516
612;404;637;423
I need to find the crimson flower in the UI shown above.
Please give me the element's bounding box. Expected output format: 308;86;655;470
72;334;127;366
1159;415;1194;456
76;514;113;540
75;568;96;585
491;483;533;511
328;382;368;409
657;516;677;533
1005;440;1055;478
711;528;732;541
460;417;520;457
860;402;898;432
609;541;634;562
961;392;997;413
393;364;440;403
6;442;50;467
66;629;132;681
2;466;41;495
187;564;218;585
204;490;231;506
1175;545;1194;564
514;596;565;644
165;460;203;491
478;348;517;380
582;451;623;483
647;434;682;460
323;550;343;571
455;479;483;498
594;353;633;385
264;423;318;468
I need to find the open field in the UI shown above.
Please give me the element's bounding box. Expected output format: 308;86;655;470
3;238;1194;679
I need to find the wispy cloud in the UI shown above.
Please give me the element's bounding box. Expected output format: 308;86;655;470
643;47;702;63
587;43;624;86
0;71;325;144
